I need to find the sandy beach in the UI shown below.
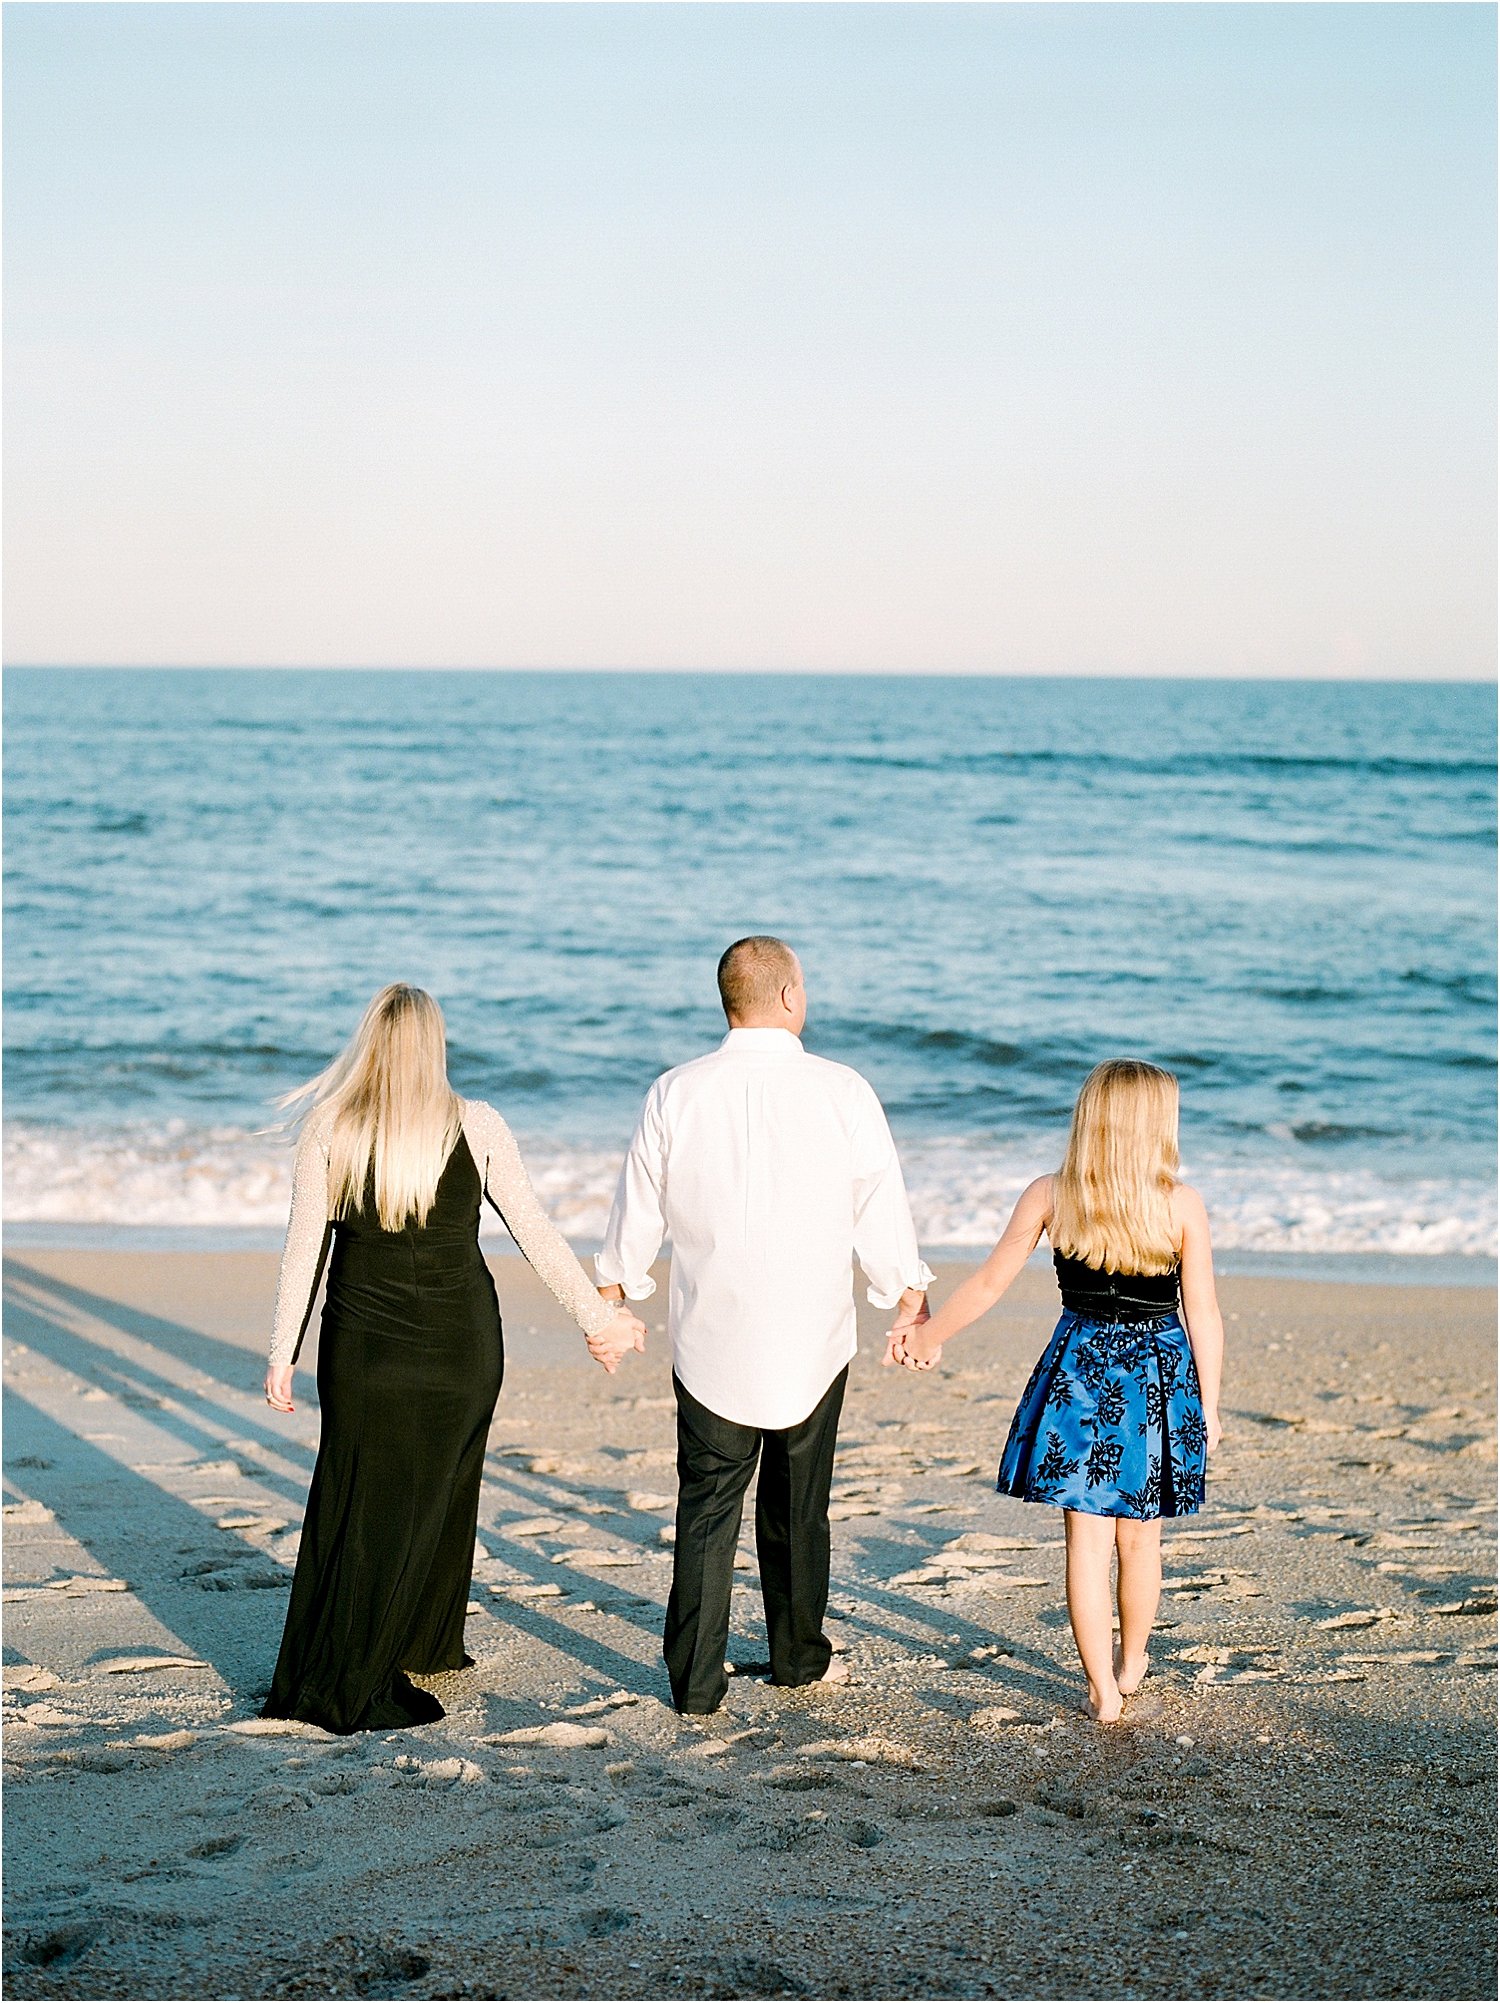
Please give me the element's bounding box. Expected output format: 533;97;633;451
3;1249;1495;2001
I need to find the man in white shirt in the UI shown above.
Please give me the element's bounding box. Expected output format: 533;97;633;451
595;936;932;1716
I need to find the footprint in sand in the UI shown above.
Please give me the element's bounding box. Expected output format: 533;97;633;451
550;1548;643;1569
98;1655;211;1675
388;1756;485;1788
14;1576;130;1599
16;1922;100;1972
12;1703;85;1728
486;1721;611;1749
250;1785;315;1812
1167;1525;1254;1543
744;1819;822;1852
75;1749;136;1774
1339;1650;1452;1667
796;1735;917;1768
3;1666;61;1692
950;1643;1015;1670
564;1691;641;1717
226;1717;330;1739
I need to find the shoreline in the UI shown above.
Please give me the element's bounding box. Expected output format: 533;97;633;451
7;1117;1493;1270
3;1225;1495;1291
4;1247;1497;1998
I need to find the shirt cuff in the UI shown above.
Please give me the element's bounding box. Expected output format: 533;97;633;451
865;1260;936;1312
594;1253;658;1302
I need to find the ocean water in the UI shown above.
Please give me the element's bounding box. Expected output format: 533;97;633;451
3;669;1495;1268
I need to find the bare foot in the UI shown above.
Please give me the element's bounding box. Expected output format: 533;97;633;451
762;1657;851;1689
1113;1642;1150;1696
1085;1682;1124;1724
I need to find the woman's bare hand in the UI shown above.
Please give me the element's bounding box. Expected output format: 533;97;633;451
901;1322;943;1369
265;1363;295;1413
882;1321;941;1371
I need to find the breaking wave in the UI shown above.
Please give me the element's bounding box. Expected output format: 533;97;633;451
4;1121;1492;1260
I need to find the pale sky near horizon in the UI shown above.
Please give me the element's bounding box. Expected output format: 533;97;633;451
4;3;1495;677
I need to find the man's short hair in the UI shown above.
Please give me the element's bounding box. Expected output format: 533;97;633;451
717;936;801;1021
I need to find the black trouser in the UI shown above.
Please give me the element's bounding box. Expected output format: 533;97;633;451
663;1367;847;1716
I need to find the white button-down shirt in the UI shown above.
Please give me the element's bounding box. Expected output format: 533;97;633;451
596;1028;934;1430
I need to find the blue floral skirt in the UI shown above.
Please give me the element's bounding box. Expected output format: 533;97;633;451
997;1312;1206;1519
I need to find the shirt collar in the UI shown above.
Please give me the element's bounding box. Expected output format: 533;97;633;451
721;1027;804;1055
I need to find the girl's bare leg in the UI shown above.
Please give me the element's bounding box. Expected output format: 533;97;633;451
1063;1510;1123;1722
1113;1516;1162;1695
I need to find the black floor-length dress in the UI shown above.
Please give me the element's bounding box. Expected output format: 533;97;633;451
264;1135;502;1733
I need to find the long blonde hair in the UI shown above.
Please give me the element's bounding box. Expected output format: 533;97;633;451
282;985;463;1231
1049;1059;1181;1275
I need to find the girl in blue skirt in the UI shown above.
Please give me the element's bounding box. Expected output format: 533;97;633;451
887;1059;1224;1723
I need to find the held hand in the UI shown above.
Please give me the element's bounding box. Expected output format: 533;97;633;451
880;1288;936;1372
899;1321;944;1370
264;1364;295;1413
882;1322;940;1372
882;1288;931;1359
587;1307;647;1375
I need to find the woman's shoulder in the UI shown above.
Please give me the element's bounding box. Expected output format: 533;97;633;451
1017;1173;1056;1224
1170;1181;1209;1226
298;1102;338;1151
459;1098;511;1139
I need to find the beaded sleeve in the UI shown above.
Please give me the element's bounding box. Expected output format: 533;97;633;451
267;1111;335;1370
461;1101;616;1336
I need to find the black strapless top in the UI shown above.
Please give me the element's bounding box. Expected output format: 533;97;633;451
1053;1250;1180;1322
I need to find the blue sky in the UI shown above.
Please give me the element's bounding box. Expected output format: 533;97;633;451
4;2;1494;675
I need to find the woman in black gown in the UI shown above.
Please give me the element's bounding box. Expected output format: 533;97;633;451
261;984;645;1734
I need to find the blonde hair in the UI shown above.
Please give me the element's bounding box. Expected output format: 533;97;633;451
282;985;462;1231
1049;1059;1181;1275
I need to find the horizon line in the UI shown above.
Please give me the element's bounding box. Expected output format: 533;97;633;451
6;663;1496;686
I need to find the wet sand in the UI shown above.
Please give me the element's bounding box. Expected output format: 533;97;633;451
3;1249;1495;2001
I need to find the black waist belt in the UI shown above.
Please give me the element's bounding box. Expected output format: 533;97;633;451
1060;1296;1180;1324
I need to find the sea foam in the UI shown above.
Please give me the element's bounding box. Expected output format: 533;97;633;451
4;1121;1493;1259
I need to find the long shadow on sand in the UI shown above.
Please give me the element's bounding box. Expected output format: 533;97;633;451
3;1258;317;1484
2;1390;287;1688
2;1257;1077;1720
